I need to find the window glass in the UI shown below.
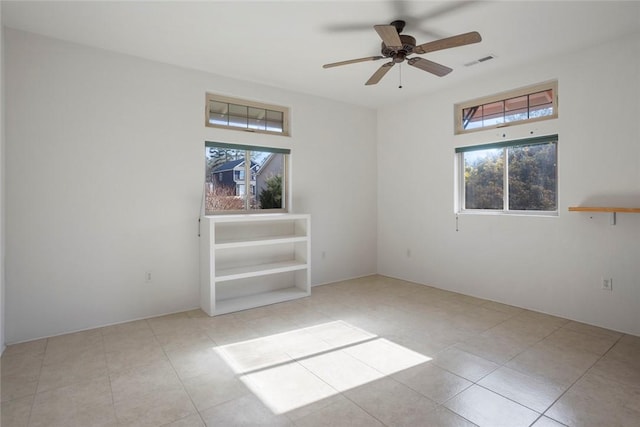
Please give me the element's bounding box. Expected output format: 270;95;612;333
228;103;247;118
482;101;505;127
529;90;554;118
205;143;288;214
504;95;528;122
463;148;504;210
455;81;557;134
247;107;266;131
248;107;265;119
266;110;284;133
457;135;558;214
266;120;284;133
209;100;229;126
462;106;483;130
206;93;289;136
508;144;557;211
206;148;247;212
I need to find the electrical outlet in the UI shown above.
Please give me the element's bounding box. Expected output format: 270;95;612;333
406;249;411;258
602;278;612;291
145;271;152;283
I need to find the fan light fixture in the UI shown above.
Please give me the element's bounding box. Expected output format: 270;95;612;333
323;20;481;86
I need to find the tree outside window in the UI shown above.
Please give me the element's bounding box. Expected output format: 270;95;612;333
458;135;558;213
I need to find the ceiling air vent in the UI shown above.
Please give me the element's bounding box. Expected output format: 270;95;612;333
464;54;496;67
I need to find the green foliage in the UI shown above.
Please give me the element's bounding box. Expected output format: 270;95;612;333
465;149;504;209
508;144;557;210
464;143;556;211
259;174;282;209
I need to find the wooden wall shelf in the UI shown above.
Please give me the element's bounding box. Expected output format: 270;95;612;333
568;206;640;225
568;207;640;213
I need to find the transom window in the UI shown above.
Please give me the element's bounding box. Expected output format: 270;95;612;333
455;81;557;134
204;142;289;214
206;93;290;136
456;135;558;214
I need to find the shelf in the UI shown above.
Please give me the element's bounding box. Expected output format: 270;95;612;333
569;206;640;225
214;287;309;315
200;213;310;316
215;260;308;282
568;207;640;213
203;213;310;222
215;235;307;249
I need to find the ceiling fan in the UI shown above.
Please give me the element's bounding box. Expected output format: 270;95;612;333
323;20;481;85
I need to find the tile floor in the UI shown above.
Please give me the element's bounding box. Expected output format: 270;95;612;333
1;275;639;426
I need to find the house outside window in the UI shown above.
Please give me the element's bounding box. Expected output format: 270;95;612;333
205;142;289;214
456;135;558;214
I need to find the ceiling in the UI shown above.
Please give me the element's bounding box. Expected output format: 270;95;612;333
3;1;640;108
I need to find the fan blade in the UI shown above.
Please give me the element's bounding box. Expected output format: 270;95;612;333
408;57;452;77
409;1;479;39
374;25;403;49
413;1;478;22
413;31;481;55
323;56;384;69
324;23;377;32
365;62;394;85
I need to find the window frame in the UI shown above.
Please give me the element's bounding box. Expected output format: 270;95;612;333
205;93;290;137
454;81;558;135
204;141;290;215
456;134;559;216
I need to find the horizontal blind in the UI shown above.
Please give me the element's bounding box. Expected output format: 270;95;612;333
205;141;290;154
455;134;558;153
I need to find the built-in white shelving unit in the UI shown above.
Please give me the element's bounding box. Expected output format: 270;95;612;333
199;214;311;315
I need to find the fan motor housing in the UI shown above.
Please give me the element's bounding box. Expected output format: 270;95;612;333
381;34;416;61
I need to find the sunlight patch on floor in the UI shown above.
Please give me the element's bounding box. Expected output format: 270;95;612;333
214;320;432;414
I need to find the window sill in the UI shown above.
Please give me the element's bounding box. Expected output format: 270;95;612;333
457;210;559;218
204;211;290;217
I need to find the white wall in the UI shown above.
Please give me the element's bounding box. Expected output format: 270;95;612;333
7;27;637;344
378;32;640;335
5;29;377;343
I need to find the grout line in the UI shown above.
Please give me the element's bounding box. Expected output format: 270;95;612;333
96;331;119;424
151;318;211;427
462;326;619;423
21;391;37;427
532;333;625;426
4;278;635;426
339;388;393;427
23;337;49;427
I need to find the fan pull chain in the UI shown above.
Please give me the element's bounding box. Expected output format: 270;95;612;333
398;64;403;89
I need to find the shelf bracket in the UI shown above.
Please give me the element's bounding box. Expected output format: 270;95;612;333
568;207;640;225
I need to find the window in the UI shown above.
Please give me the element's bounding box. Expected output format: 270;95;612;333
206;93;290;136
456;135;558;214
455;81;557;134
205;142;289;214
